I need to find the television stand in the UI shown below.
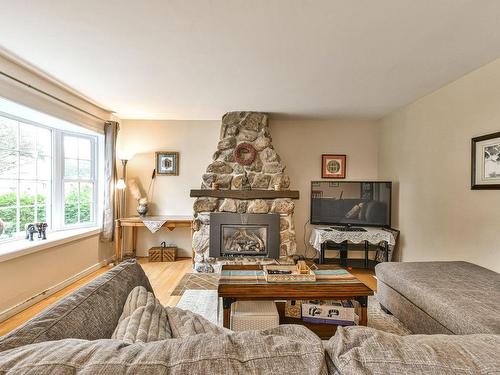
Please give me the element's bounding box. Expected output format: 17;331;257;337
309;227;398;268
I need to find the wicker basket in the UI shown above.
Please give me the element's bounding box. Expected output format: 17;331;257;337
148;247;163;262
162;246;177;262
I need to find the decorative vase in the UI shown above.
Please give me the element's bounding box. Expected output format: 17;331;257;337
137;203;148;217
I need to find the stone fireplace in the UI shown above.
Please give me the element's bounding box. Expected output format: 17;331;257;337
191;111;299;272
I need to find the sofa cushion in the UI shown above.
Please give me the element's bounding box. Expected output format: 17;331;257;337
325;326;500;375
375;261;500;334
0;259;154;353
0;326;327;375
112;303;171;343
116;285;157;325
165;306;229;338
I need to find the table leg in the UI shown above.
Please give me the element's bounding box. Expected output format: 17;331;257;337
364;240;369;269
222;297;235;329
355;296;368;326
132;226;137;257
340;241;348;267
114;220;122;264
320;243;325;264
384;241;389;262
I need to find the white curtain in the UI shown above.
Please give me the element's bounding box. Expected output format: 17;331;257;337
100;121;120;242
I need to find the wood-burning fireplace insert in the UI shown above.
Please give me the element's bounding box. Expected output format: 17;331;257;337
209;212;280;259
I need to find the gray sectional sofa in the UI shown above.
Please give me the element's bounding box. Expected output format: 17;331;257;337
0;259;499;374
376;261;500;335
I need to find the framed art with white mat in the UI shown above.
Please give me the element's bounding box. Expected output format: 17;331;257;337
472;131;500;189
156;151;179;176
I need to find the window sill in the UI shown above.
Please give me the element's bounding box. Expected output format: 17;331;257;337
0;227;102;263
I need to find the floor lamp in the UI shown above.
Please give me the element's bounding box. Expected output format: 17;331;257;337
116;159;129;258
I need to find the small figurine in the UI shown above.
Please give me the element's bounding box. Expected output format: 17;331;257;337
25;223;37;241
36;222;48;240
25;222;48;241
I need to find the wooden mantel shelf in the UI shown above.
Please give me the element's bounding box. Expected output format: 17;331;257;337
190;189;300;200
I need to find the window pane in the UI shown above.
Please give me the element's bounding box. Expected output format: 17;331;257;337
79;160;91;179
64;182;79;225
19;123;36;155
36;182;49;223
37;205;47;222
20;153;36;179
0;180;17;208
20;206;35;231
0;207;17;238
64;136;78;159
64;158;78;179
37;182;49;206
78;138;91;160
20;182;36;206
36;127;51;158
37;154;51;180
0;117;17;151
0;150;18;179
79;182;93;223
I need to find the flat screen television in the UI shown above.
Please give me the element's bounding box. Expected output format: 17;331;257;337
310;181;392;227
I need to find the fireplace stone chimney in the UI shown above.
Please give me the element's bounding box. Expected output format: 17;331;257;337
190;111;298;272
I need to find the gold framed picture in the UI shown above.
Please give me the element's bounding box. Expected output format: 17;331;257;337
155;151;179;176
321;154;346;179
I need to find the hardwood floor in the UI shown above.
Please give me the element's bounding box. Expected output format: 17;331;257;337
0;258;375;336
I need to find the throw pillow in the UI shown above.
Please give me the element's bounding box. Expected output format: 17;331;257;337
112;286;172;342
118;285;156;324
165;306;229;338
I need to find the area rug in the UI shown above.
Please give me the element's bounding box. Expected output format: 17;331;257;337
171;273;219;296
176;290;411;335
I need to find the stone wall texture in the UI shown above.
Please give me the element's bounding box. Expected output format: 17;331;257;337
192;111;297;271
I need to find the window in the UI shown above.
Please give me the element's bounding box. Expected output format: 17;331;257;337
0;110;100;242
62;134;96;226
0;117;52;239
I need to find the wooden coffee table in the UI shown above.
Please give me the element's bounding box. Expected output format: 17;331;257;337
218;264;374;339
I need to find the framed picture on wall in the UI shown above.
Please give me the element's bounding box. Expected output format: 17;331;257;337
321;154;346;179
156;151;179;176
471;132;500;189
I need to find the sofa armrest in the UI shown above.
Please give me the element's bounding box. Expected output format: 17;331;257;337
0;259;153;352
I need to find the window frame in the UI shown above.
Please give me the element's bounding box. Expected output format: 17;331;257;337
0;111;101;243
55;130;99;230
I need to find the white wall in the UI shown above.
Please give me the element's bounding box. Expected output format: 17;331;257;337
119;118;379;257
378;57;500;272
0;235;113;316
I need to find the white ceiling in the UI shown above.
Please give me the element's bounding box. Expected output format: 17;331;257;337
1;0;500;120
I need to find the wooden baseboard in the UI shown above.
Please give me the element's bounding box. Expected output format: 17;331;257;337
0;257;114;323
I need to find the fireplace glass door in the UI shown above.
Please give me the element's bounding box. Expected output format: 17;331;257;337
221;224;268;256
209;212;280;259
